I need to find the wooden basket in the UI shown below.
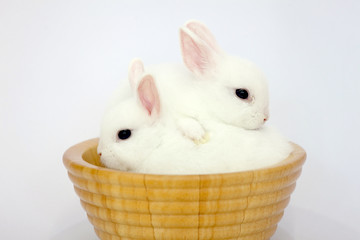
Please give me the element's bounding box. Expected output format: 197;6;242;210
63;138;306;240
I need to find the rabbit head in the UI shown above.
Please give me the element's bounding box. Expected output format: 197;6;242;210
98;61;164;171
179;20;269;130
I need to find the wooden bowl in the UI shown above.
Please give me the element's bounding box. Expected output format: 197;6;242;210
63;138;306;240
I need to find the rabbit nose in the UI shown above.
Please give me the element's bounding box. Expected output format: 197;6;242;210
264;113;269;122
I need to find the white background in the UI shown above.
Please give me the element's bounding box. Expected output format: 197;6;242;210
1;0;359;239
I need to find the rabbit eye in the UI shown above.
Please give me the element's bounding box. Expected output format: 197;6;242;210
235;89;249;100
118;129;131;140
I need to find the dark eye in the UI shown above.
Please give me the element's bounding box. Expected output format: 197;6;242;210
235;88;249;99
117;129;131;140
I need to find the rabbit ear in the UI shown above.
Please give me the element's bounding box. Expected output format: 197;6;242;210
184;20;220;52
128;58;144;89
179;27;217;77
137;74;161;116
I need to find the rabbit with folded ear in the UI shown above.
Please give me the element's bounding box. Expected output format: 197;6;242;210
179;20;269;130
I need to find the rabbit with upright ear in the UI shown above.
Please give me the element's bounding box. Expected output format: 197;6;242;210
179;20;269;130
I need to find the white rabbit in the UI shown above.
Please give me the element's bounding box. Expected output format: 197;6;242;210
178;20;270;130
98;68;293;174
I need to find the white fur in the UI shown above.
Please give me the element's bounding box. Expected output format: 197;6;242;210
98;71;292;174
99;96;292;174
106;58;269;140
105;21;270;142
98;20;290;174
98;99;164;171
137;123;293;175
178;21;270;130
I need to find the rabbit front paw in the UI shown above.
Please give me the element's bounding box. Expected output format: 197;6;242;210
177;118;209;144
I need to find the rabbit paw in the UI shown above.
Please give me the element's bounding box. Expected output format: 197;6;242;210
177;118;208;144
193;132;210;145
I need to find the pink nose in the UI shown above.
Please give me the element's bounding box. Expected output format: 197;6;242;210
264;112;269;122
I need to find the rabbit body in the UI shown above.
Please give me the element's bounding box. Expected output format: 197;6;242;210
136;122;293;175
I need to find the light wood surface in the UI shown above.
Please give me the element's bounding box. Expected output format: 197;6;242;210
63;138;306;240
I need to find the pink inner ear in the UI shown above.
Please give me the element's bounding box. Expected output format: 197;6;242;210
180;28;213;75
185;20;219;52
137;75;160;116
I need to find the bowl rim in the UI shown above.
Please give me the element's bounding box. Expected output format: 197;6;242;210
63;138;306;182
